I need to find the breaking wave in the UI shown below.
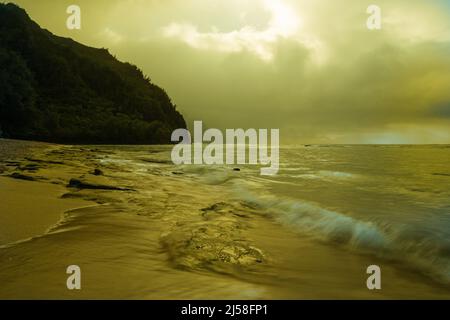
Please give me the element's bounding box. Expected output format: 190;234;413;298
232;183;450;284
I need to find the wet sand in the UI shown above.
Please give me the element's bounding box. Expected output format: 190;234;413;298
0;139;90;244
0;177;90;245
0;141;276;299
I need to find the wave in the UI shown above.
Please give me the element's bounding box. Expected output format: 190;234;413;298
289;170;358;181
178;164;242;185
232;183;450;284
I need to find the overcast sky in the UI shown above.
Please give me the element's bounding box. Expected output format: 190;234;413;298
9;0;450;143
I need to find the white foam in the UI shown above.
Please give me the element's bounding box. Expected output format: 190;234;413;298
232;186;450;284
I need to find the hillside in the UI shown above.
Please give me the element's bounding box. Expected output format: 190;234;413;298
0;3;186;144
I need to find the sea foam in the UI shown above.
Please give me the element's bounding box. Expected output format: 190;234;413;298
231;182;450;284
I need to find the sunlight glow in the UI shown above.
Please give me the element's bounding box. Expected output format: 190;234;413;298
162;0;303;62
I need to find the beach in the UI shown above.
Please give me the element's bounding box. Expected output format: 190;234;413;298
0;139;449;299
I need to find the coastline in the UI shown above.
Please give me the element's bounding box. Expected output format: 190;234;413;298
0;139;92;245
0;177;91;246
0;140;449;299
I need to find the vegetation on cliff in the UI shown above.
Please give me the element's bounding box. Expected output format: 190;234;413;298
0;3;186;144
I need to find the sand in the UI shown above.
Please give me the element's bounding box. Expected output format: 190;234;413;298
0;139;90;246
0;177;90;246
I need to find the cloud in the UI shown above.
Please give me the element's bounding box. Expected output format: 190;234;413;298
161;0;323;62
99;27;123;44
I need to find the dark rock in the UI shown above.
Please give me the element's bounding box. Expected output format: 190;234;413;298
24;157;64;165
19;163;39;171
432;172;450;177
233;168;241;171
9;172;36;181
141;158;172;164
93;168;103;176
67;178;133;191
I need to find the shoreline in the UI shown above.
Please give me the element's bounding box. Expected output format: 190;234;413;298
0;140;92;246
0;177;93;247
0;140;449;299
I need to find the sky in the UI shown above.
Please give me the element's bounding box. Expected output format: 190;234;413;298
7;0;450;143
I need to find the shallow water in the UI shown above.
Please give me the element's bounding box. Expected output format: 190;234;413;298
0;143;449;299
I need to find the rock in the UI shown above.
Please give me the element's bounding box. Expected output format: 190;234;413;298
24;157;64;165
9;172;36;181
432;172;450;177
19;163;39;172
233;168;240;171
140;158;172;164
67;178;133;191
93;168;103;176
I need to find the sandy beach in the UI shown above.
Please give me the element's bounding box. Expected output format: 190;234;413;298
0;177;91;245
0;140;89;244
0;139;449;299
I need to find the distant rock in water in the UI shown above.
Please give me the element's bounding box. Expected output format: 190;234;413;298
0;4;186;144
92;168;103;176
